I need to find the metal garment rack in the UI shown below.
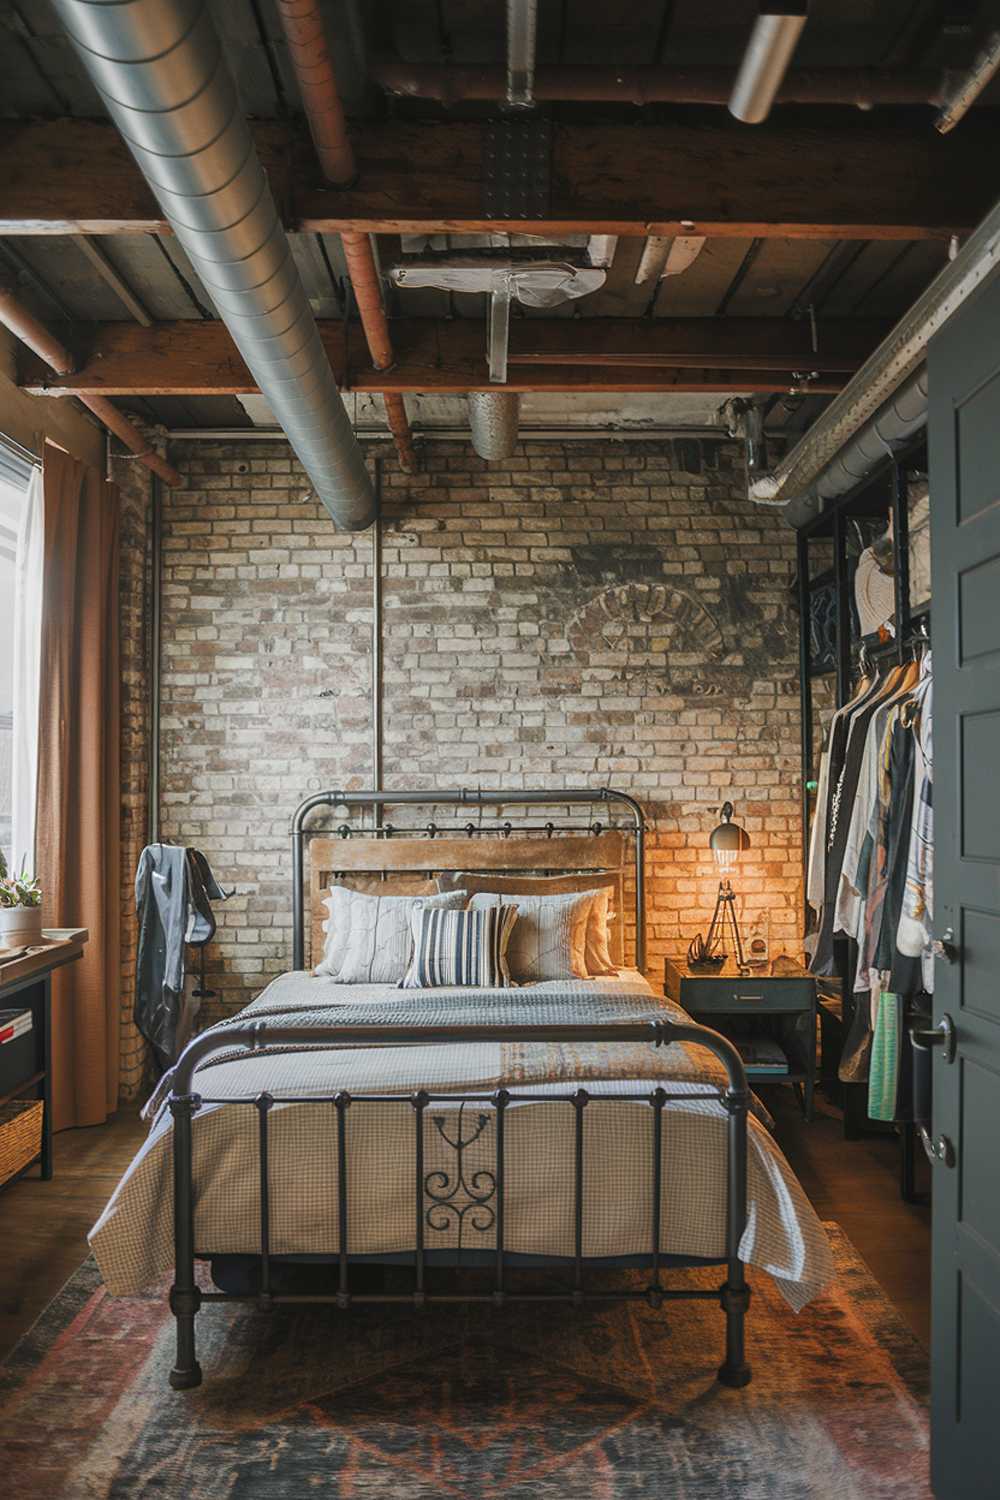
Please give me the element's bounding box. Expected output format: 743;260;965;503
795;431;929;1191
291;786;647;971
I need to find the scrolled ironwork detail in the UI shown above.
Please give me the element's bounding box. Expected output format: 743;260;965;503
423;1107;497;1243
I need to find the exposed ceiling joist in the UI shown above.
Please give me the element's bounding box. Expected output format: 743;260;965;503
0;118;993;240
16;317;886;398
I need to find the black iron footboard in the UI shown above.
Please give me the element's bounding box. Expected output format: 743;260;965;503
165;1018;752;1392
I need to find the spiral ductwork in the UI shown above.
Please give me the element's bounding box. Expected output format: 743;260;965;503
50;0;376;530
468;393;521;461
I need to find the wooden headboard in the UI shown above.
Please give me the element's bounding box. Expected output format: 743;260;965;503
291;789;647;972
306;830;631;970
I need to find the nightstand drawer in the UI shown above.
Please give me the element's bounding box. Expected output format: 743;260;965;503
680;977;815;1014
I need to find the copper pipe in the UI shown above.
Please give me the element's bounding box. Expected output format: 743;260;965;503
273;0;356;184
371;58;949;109
340;230;393;369
275;0;416;470
382;393;417;471
0;284;181;487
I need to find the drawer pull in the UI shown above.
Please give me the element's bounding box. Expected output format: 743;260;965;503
734;993;765;1002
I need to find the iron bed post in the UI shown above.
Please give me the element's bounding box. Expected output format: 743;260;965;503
168;1093;203;1390
719;1080;752;1388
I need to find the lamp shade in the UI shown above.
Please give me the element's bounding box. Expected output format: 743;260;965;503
709;801;750;871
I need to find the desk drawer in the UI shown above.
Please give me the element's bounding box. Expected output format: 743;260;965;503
680;977;815;1014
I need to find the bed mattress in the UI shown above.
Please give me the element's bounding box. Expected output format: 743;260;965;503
91;969;834;1310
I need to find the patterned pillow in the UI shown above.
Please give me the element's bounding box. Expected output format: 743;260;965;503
315;879;437;977
468;890;595;983
316;889;468;984
437;871;622;969
400;902;519;990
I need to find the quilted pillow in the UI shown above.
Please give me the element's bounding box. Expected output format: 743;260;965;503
400;902;519;989
437;871;621;971
315;889;467;984
468;889;595;983
315;877;436;976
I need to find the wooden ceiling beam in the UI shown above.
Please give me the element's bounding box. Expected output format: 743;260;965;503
0;117;993;240
17;317;883;397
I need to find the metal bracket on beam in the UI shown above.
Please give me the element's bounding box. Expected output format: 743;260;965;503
482;118;552;220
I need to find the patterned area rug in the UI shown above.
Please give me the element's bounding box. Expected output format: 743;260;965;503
0;1225;929;1499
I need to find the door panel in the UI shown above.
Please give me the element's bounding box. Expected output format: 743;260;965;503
929;263;1000;1499
958;554;1000;665
960;908;1000;1023
960;711;1000;860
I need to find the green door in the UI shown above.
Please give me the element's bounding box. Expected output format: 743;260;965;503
928;264;1000;1498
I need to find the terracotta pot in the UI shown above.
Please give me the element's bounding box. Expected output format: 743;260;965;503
0;905;43;947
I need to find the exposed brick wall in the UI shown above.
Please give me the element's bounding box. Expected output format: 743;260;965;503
157;438;805;1020
117;461;153;1100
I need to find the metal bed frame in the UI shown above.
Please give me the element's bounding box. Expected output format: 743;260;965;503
163;788;752;1392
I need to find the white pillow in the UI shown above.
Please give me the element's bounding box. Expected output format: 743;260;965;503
468;889;595;983
316;888;468;985
585;887;617;976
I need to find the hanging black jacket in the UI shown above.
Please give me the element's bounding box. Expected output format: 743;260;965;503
134;844;229;1074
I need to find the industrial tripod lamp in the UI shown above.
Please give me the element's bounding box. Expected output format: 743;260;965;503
688;802;751;970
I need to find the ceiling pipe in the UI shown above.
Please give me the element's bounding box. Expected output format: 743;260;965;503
339;231;417;471
728;5;809;125
748;193;1000;508
50;0;375;530
0;283;181;487
934;29;1000;133
506;0;537;109
273;0;416;473
371;58;946;110
468;392;521;461
462;0;540;452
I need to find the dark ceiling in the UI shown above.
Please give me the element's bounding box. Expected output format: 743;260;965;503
0;0;995;436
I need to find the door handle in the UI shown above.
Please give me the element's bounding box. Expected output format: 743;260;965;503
909;1013;956;1064
917;1125;956;1169
931;928;958;964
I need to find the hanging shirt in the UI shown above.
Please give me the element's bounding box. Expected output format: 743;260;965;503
897;658;934;990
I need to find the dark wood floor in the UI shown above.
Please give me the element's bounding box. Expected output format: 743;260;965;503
0;1089;931;1362
0;1110;147;1361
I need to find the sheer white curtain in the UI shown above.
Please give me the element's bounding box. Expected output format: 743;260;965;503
11;464;42;872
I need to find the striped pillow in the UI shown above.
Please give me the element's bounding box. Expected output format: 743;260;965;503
400;902;518;989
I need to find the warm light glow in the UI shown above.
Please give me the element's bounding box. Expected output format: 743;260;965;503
713;847;740;873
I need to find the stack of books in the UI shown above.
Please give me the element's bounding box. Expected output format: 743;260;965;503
735;1037;789;1076
0;1009;32;1046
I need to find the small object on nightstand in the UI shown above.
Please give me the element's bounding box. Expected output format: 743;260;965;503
745;916;770;967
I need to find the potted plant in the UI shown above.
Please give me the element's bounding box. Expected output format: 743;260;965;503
0;851;44;947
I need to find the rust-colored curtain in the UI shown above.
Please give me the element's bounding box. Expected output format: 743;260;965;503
35;442;121;1130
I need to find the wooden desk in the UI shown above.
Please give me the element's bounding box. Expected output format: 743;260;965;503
0;929;88;1184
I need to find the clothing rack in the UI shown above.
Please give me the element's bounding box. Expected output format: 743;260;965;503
794;428;930;1191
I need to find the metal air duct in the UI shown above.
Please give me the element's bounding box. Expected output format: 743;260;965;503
729;5;808;125
782;367;929;529
749;193;1000;509
469;393;521;461
50;0;376;531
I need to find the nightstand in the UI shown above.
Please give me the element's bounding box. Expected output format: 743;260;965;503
664;955;817;1120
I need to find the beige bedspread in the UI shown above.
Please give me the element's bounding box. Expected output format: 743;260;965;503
91;970;834;1310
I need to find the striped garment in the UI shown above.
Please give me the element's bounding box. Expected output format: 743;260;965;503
400;901;519;989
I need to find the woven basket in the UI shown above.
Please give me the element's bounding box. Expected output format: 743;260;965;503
0;1099;43;1186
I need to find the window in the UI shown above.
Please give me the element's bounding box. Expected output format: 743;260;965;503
0;440;36;869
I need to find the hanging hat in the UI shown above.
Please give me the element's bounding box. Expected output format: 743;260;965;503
855;546;896;638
